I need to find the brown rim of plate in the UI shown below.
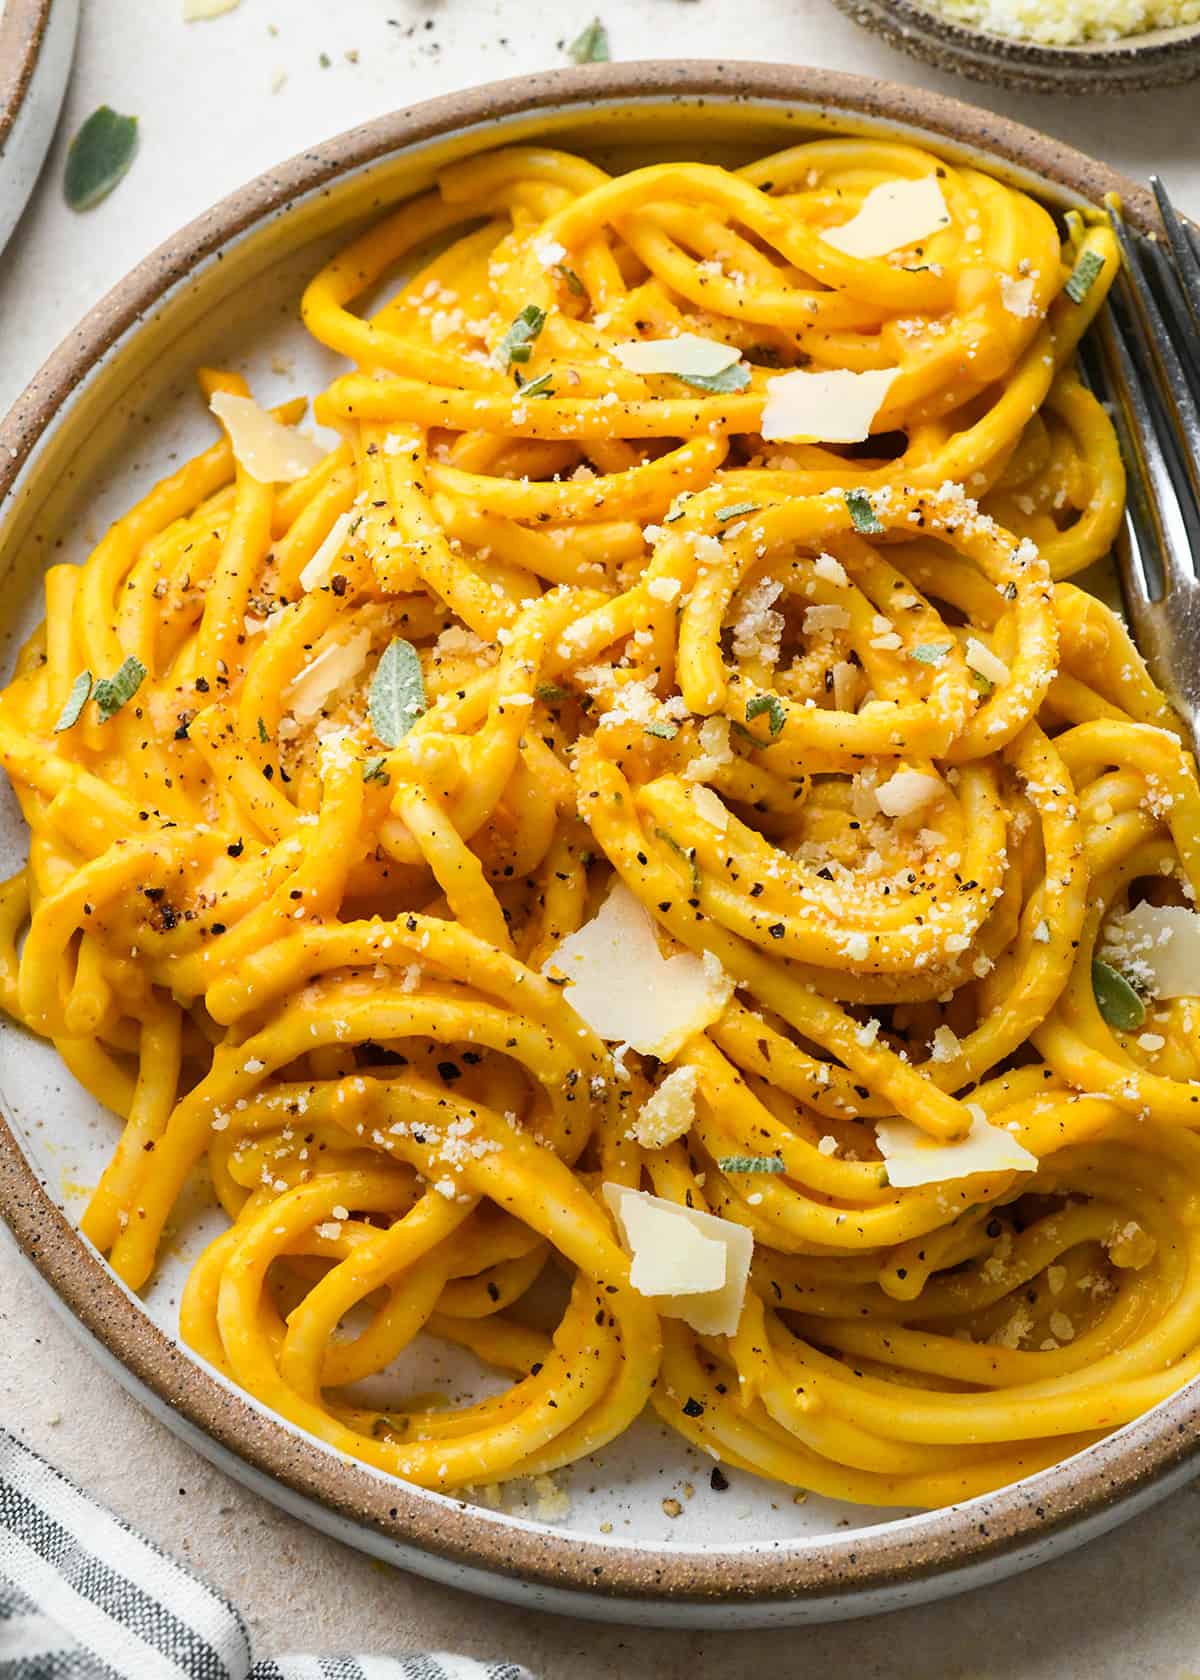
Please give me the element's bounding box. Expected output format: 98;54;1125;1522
0;0;53;150
829;0;1200;94
0;60;1190;1610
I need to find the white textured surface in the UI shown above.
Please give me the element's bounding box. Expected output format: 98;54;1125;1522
1;0;1200;1671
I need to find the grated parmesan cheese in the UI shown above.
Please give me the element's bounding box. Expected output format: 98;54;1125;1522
923;0;1199;45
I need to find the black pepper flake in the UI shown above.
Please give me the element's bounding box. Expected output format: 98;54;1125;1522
436;1060;462;1083
710;1466;729;1492
767;922;785;940
682;1396;705;1417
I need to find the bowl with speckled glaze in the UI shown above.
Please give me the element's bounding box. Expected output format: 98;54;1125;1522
0;60;1195;1627
830;0;1200;94
0;0;80;255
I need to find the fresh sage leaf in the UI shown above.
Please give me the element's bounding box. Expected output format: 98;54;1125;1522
715;501;760;523
644;720;678;739
911;643;952;665
362;755;391;785
845;489;884;535
93;656;146;722
53;671;93;733
517;371;555;399
676;363;750;395
745;694;787;737
498;304;546;370
1092;959;1145;1031
1065;249;1105;305
370;638;426;747
719;1154;786;1174
64;107;139;212
568;16;610;61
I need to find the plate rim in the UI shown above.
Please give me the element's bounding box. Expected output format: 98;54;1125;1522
0;0;53;152
0;58;1195;1617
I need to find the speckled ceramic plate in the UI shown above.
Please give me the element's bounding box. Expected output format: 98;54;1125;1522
831;0;1200;94
0;62;1196;1628
0;0;79;256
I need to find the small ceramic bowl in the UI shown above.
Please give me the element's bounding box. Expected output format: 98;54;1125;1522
0;0;80;256
830;0;1200;93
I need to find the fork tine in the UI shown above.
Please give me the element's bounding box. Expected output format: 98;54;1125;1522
1141;239;1200;393
1150;176;1200;333
1081;319;1168;610
1106;200;1200;571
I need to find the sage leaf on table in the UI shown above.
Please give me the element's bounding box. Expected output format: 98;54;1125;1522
64;108;139;212
369;638;427;747
568;17;610;62
1092;959;1146;1032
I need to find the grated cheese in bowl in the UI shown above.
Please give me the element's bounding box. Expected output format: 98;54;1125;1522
926;0;1200;44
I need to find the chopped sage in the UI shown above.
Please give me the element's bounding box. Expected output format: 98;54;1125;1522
369;638;427;747
498;304;546;370
676;362;750;395
719;1154;786;1174
1092;960;1146;1031
93;656;146;722
362;755;390;785
715;501;760;523
517;371;555;399
536;682;569;703
745;694;787;737
644;720;678;740
1065;249;1105;305
53;671;93;733
911;643;952;665
845;489;884;535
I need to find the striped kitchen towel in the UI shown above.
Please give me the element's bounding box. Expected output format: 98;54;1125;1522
0;1429;535;1680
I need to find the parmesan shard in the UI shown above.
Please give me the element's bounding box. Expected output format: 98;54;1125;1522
876;1113;1037;1188
1000;275;1039;319
965;637;1011;686
875;770;944;818
612;333;741;378
544;881;733;1058
284;629;371;724
822;177;952;261
761;368;898;445
299;512;354;593
1101;901;1200;1001
690;785;729;832
209;392;324;483
602;1183;753;1336
629;1065;700;1150
184;0;241;15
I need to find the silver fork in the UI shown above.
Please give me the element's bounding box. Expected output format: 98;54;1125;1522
1080;181;1200;739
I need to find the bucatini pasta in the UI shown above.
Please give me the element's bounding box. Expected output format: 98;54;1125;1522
4;137;1200;1511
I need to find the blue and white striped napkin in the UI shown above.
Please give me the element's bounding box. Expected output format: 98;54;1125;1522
0;1429;535;1680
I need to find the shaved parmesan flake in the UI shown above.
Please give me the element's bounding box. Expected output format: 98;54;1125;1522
804;604;851;634
965;637;1010;686
761;368;898;444
299;512;354;593
629;1065;700;1150
875;770;944;818
209;392;324;483
284;630;371;723
691;785;729;832
813;552;849;587
613;333;741;378
184;0;240;15
545;882;733;1058
602;1184;753;1336
822;177;951;261
1102;901;1200;1001
876;1113;1037;1188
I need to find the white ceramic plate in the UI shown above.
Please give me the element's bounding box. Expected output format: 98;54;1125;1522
1;63;1196;1627
0;0;79;257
